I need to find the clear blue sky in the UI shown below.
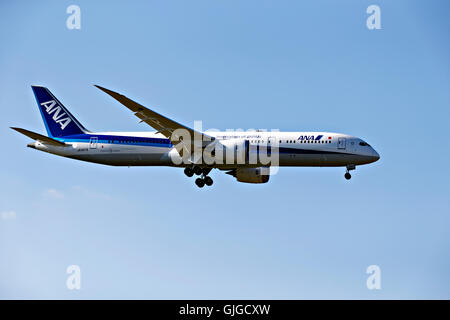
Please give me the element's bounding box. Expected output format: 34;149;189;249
1;0;449;299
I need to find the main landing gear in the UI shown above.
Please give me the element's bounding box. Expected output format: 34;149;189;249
345;164;356;180
184;166;213;188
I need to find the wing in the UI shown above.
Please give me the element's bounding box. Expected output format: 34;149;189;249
94;85;214;157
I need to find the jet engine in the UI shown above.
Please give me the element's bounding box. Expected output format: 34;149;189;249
226;167;270;184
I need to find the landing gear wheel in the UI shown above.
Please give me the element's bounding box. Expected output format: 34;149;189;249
195;178;205;188
193;166;202;176
344;172;352;180
184;167;194;177
204;176;213;186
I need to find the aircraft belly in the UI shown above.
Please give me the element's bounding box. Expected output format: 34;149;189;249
68;152;172;166
58;145;173;166
278;153;368;167
278;153;325;166
44;144;372;168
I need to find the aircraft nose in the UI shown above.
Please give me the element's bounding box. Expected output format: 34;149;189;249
371;148;380;162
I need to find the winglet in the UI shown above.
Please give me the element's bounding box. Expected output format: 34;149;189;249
94;85;118;97
94;84;144;113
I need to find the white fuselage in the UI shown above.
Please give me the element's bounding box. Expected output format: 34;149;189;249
28;131;380;169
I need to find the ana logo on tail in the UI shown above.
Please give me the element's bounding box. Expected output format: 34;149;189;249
41;100;72;130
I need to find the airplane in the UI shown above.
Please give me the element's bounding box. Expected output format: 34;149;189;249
11;85;380;188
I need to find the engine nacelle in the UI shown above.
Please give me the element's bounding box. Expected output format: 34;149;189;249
234;167;270;184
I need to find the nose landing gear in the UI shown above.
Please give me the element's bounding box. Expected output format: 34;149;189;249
345;164;356;180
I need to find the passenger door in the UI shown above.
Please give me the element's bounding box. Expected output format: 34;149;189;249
337;137;346;150
89;137;98;149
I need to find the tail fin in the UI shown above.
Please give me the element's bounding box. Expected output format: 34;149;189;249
31;86;89;137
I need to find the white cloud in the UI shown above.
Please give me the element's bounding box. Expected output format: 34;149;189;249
1;211;16;220
71;186;112;200
44;188;65;199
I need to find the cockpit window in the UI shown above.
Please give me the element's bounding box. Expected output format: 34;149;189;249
359;142;370;147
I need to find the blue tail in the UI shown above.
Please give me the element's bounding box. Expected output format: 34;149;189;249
31;86;89;137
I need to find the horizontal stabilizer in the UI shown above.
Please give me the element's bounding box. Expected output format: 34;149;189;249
10;127;67;146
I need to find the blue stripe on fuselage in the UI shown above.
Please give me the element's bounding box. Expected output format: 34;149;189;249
58;134;173;147
56;134;353;155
